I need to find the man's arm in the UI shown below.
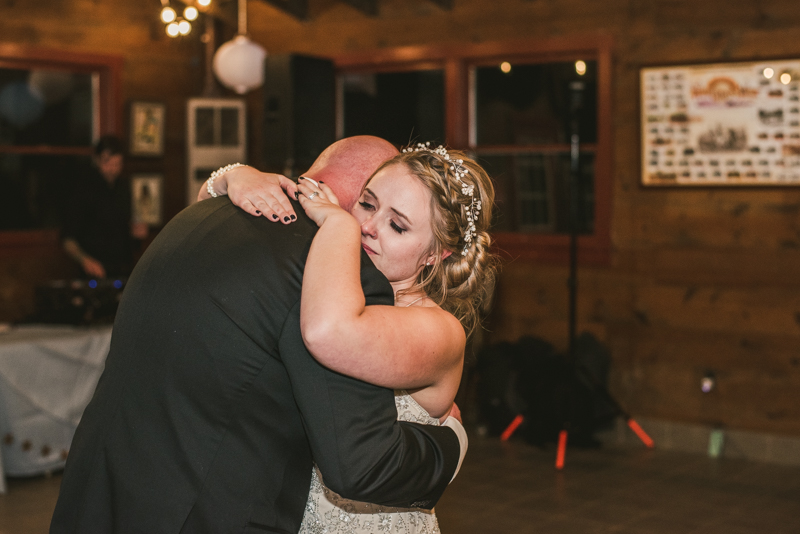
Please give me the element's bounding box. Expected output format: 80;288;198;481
277;256;463;509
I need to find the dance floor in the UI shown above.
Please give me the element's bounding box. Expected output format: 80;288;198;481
1;433;799;533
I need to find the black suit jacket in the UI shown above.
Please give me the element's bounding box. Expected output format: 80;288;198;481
50;197;459;534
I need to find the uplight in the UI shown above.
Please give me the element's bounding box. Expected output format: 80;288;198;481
575;60;587;76
500;62;511;74
763;67;774;79
780;72;792;85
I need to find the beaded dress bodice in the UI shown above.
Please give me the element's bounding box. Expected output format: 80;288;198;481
298;391;442;534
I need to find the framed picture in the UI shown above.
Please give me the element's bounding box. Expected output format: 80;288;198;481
641;59;800;186
130;101;165;156
131;174;163;226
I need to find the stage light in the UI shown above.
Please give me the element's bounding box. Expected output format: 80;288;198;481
184;6;199;20
161;6;177;23
763;67;774;79
780;72;792;85
166;22;180;37
178;19;192;35
500;62;511;74
575;60;587;76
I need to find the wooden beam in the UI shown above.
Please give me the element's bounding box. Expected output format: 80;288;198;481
425;0;453;8
258;0;309;20
340;0;378;16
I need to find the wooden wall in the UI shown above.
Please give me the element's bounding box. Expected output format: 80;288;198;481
2;0;800;436
243;0;800;436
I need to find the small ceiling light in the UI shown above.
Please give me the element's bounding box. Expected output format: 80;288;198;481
198;0;211;5
575;60;587;76
161;6;177;23
184;6;199;20
500;62;511;74
166;22;180;37
763;67;774;79
178;19;192;35
780;72;792;85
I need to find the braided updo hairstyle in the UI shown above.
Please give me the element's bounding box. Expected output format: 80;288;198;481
372;144;498;338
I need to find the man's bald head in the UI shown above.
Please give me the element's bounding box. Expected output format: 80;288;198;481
304;136;399;212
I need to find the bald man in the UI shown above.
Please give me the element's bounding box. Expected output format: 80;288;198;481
50;136;464;534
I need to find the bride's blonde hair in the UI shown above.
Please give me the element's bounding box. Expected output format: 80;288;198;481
371;146;498;338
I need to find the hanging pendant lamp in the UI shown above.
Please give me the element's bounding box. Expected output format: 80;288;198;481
212;0;266;94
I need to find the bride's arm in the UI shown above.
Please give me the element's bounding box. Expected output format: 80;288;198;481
297;181;465;416
198;165;299;223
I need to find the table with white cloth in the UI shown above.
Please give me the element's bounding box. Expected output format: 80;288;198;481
0;324;111;493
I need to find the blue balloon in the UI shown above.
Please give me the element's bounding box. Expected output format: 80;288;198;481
0;81;45;128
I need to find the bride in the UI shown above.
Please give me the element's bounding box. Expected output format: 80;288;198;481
202;143;497;532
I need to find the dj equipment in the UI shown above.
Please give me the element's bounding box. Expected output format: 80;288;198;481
31;278;127;325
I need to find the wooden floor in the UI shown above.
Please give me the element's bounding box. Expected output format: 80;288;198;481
2;435;799;533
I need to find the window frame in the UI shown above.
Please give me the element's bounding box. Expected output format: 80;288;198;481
0;43;123;245
334;35;613;265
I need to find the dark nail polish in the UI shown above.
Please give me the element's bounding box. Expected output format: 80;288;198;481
255;210;261;215
294;192;299;200
283;216;290;222
318;180;324;184
298;176;304;181
290;215;296;220
272;214;279;220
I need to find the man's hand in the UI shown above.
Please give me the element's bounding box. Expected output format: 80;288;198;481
440;402;462;425
131;221;149;240
81;256;106;278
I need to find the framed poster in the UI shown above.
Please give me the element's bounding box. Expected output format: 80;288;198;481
130;101;165;156
641;60;800;186
131;173;162;226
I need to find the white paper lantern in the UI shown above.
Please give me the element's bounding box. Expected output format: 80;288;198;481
212;35;266;94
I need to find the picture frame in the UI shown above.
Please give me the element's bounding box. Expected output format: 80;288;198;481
129;101;165;156
131;173;163;226
641;59;800;187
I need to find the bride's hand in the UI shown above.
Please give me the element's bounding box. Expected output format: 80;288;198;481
296;179;349;227
200;165;299;223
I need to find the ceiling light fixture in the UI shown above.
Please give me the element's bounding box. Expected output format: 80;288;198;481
212;0;267;94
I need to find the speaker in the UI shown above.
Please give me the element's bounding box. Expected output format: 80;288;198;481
262;54;335;177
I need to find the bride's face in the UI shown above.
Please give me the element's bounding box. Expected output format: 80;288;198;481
351;163;437;288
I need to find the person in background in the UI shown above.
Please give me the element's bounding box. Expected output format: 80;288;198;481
62;135;148;278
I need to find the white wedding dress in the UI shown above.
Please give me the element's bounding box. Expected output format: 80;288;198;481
298;391;442;534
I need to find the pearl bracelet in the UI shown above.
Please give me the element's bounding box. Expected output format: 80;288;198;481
207;163;244;198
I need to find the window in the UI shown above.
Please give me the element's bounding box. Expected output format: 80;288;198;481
0;48;122;232
339;69;445;146
335;36;612;264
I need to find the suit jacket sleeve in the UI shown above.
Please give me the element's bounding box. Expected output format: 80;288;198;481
278;252;460;510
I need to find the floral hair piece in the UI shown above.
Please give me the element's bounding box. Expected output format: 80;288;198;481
402;142;482;256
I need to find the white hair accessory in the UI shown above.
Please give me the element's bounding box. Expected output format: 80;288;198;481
402;142;482;256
